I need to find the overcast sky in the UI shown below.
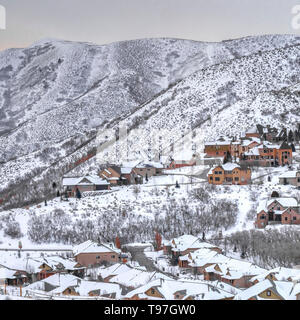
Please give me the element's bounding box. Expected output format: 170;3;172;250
1;0;300;51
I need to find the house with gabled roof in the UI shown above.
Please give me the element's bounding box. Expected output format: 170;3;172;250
163;235;221;266
62;175;110;197
250;267;300;284
99;165;143;185
255;197;300;228
279;170;300;188
73;240;121;267
124;278;236;300
207;163;251;185
234;279;296;300
0;267;28;286
241;141;293;167
179;248;266;288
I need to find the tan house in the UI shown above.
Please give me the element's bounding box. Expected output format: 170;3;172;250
279;171;300;188
133;161;164;178
73;240;121;267
234;279;295;300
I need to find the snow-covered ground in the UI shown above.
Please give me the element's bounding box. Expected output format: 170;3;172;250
0;163;298;250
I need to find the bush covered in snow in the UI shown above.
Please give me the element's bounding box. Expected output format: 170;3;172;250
0;214;23;238
26;186;238;244
226;227;300;268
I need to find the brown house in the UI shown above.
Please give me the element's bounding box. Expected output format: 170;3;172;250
255;197;299;229
100;166;143;185
204;141;232;158
207;163;251;185
241;142;293;167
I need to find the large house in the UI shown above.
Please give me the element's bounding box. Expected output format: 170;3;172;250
241;142;293;167
99;166;141;185
255;197;300;229
133;161;164;177
62;176;110;197
234;279;296;300
207;163;251;185
73;240;121;267
279;171;300;188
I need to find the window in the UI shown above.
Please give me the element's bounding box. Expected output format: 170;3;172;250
260;215;265;220
215;177;220;181
293;217;297;221
111;255;115;259
96;256;100;259
234;177;239;181
284;217;288;221
151;289;155;294
210;177;213;181
266;290;271;296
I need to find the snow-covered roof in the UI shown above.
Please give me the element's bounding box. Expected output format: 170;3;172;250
109;269;171;288
51;279;121;297
120;167;132;174
73;241;121;256
205;141;231;146
251;267;300;283
244;147;260;156
234;279;295;300
124;278;235;300
279;171;299;179
208;163;241;175
267;198;298;208
62;176;109;186
234;279;273;300
0;267;18;280
89;263;132;280
170;235;218;253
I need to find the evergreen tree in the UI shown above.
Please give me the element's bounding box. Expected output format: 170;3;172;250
271;191;280;198
291;143;296;152
76;188;81;200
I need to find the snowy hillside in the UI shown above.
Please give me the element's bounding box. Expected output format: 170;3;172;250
1;34;300;208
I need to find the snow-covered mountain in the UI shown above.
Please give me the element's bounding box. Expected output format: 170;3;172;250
1;35;300;208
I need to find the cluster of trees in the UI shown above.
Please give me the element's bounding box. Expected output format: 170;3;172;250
226;228;300;268
0;214;23;238
27;186;238;245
